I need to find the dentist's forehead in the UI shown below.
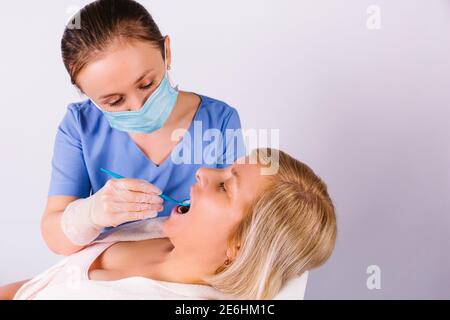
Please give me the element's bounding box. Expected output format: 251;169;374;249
77;41;163;96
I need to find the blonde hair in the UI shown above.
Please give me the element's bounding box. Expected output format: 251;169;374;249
207;148;337;299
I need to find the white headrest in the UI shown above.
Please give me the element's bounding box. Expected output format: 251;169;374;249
273;271;309;300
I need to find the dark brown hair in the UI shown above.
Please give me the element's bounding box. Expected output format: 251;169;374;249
61;0;165;87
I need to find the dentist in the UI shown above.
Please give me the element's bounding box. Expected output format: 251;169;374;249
41;0;244;255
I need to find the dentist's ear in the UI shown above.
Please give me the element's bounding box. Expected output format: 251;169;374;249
164;35;172;70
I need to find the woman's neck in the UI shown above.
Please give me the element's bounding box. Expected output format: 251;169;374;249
149;247;210;285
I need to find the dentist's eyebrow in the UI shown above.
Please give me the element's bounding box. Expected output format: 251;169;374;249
99;69;154;99
133;69;154;85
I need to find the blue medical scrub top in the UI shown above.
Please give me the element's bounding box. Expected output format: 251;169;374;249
48;94;245;222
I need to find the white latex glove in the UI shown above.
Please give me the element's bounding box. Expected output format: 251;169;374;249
61;178;163;246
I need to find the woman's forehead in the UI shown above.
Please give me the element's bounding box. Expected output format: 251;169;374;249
233;157;263;176
232;162;269;190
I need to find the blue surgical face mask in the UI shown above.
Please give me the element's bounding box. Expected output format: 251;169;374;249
89;45;179;134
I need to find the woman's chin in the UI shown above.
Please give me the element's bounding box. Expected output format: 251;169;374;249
162;216;174;237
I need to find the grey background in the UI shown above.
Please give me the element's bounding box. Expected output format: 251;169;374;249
0;0;449;299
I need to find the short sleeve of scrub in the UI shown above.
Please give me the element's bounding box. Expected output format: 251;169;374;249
48;105;91;198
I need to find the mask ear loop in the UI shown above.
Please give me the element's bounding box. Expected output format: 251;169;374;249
163;38;179;91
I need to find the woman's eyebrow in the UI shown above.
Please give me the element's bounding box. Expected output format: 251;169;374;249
230;167;240;189
99;69;154;99
231;167;238;178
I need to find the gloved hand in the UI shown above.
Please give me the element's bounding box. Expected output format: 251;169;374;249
61;178;163;246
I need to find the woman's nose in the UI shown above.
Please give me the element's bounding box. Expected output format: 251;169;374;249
195;168;207;185
196;167;219;186
195;168;225;186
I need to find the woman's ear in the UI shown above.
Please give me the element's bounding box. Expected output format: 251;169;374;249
225;243;241;261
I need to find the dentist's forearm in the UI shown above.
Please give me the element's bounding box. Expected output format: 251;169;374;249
41;209;86;255
41;196;87;256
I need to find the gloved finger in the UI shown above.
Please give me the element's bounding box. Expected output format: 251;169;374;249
113;178;161;195
108;179;163;203
110;201;163;213
140;208;160;218
112;189;164;204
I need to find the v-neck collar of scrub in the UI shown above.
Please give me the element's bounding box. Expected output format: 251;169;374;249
124;93;205;169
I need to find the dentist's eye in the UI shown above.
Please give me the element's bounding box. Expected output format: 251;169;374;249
218;182;226;192
140;81;153;90
109;97;124;107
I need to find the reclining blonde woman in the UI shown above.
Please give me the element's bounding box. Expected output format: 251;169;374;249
2;148;337;300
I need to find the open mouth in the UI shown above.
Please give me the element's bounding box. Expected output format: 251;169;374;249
176;205;190;214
